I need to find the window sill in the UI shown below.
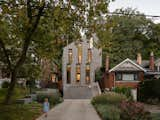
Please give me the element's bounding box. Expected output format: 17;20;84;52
116;81;140;82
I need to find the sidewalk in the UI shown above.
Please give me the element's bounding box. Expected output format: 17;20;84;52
36;99;101;120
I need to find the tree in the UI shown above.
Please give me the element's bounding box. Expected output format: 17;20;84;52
98;8;160;67
0;0;47;104
0;0;113;104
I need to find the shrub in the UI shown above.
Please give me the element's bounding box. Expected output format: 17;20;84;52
2;81;10;88
113;87;132;100
96;104;120;120
119;101;151;120
138;79;160;102
91;92;127;105
37;92;62;106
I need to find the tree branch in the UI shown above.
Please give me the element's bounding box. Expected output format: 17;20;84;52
14;2;45;71
27;0;32;21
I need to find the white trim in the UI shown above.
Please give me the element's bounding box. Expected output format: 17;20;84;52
116;81;140;83
109;58;146;72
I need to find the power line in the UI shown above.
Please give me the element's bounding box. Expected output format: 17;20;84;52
108;12;160;18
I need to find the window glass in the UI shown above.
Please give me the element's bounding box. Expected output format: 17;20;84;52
78;43;82;63
76;64;81;82
68;49;72;64
86;64;90;84
116;73;122;81
67;65;71;84
122;74;134;81
88;49;92;63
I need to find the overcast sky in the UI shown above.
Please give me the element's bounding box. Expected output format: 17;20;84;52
109;0;160;23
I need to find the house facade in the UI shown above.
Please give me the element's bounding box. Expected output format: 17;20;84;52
103;52;160;90
62;40;102;99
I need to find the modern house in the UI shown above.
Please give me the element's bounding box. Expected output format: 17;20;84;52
102;52;160;91
62;40;102;99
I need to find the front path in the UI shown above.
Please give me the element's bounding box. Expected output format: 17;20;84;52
36;99;101;120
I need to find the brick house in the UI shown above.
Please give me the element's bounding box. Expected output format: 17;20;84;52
103;52;160;90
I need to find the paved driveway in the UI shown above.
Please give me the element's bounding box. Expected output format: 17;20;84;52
37;99;101;120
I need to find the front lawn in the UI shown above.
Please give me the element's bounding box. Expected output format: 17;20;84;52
0;102;42;120
0;87;62;120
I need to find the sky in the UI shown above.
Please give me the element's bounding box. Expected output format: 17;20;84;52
109;0;160;23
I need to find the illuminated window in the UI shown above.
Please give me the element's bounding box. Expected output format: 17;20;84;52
67;65;71;84
51;74;56;83
86;64;90;84
68;49;72;64
76;64;81;82
78;43;82;63
88;49;92;63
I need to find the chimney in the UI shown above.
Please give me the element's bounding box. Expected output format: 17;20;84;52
137;53;142;65
149;52;154;71
105;55;109;72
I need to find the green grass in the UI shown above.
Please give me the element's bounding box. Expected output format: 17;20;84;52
0;87;30;102
0;87;43;120
0;102;42;120
151;113;160;120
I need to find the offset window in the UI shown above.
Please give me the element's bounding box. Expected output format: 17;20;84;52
86;64;90;84
68;49;72;64
67;65;71;84
76;64;81;82
88;49;92;63
78;43;82;64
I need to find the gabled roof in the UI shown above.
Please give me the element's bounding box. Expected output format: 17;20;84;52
109;58;146;72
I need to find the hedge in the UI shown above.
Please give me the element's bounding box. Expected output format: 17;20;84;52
138;79;160;102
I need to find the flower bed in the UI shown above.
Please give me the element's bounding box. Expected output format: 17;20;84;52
92;92;151;120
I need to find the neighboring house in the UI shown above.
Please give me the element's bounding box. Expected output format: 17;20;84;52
40;58;59;88
103;52;160;90
62;40;102;99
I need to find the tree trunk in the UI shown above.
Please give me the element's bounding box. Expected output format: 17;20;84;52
4;70;17;104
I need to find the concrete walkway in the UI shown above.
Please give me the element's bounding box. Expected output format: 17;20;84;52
36;99;101;120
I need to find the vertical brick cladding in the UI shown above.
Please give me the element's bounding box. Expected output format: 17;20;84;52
138;71;144;82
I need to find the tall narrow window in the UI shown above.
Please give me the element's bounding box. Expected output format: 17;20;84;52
67;65;71;84
88;49;92;63
76;64;81;82
78;43;82;63
68;49;72;64
86;64;90;84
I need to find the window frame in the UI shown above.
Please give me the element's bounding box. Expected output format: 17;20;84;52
115;72;139;81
